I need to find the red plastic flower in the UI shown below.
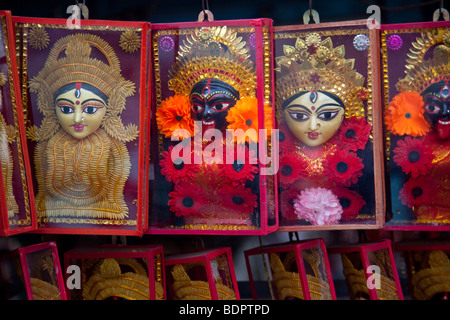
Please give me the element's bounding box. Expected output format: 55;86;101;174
218;184;258;214
337;116;372;151
168;183;207;217
392;136;434;178
279;152;309;187
327;150;364;186
277;122;298;155
398;176;437;208
219;144;258;186
333;187;366;220
280;187;301;220
160;145;198;183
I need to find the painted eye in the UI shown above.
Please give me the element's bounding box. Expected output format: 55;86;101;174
212;103;230;112
59;106;74;114
289;112;309;121
318;111;338;120
83;106;99;114
191;104;203;113
425;104;441;114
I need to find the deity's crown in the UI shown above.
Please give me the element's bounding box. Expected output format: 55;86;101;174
396;28;450;93
275;33;367;119
168;26;257;98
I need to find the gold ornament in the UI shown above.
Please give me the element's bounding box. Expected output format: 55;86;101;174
82;258;164;300
119;30;141;53
170;264;237;300
341;254;399;300
30;277;61;300
411;250;450;300
0;113;18;218
29;33;138;221
396;27;450;93
275;34;366;119
168;26;257;98
28;26;49;50
269;252;332;300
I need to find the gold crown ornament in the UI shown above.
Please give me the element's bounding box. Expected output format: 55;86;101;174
269;253;332;300
170;264;237;300
341;254;399;300
396;28;450;94
411;250;450;300
275;33;367;119
168;25;257;98
83;258;164;300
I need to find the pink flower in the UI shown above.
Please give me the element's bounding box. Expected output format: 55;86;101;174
293;187;343;225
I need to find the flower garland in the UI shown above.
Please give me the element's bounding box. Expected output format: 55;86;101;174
279;116;371;225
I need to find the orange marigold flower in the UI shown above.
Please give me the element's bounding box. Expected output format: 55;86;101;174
226;97;272;144
156;94;194;139
385;91;430;137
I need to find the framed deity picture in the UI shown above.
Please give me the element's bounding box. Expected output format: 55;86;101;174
382;20;450;230
274;20;385;230
0;10;36;236
148;19;278;235
13;17;150;235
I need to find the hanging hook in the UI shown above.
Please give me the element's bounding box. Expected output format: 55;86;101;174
75;0;89;19
433;0;449;21
198;0;214;21
303;0;320;24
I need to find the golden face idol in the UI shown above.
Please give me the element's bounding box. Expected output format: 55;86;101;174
55;88;107;140
283;91;345;147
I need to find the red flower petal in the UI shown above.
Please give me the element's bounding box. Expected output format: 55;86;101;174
168;183;207;217
327;150;364;186
337;117;372;151
333;187;366;220
392;136;434;178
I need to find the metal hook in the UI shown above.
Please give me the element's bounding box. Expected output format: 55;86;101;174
75;0;89;19
433;0;449;21
198;9;214;22
303;9;320;24
433;8;449;21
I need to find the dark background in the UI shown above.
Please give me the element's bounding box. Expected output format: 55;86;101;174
2;0;449;25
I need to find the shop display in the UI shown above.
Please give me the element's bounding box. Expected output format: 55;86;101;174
395;242;450;300
164;247;239;300
382;21;450;230
149;18;278;234
274;20;385;230
244;238;336;300
0;2;449;303
327;239;403;300
0;10;36;236
64;244;165;300
0;241;66;300
13;17;150;235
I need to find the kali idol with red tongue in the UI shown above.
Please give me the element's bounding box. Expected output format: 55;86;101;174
386;28;450;223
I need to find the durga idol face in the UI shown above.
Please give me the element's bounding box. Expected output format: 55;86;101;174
189;78;239;132
54;83;108;140
283;90;345;147
421;80;450;140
